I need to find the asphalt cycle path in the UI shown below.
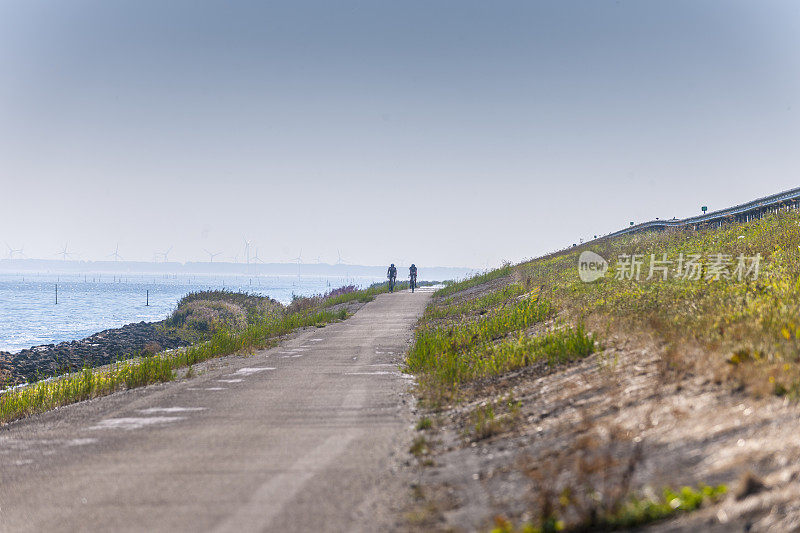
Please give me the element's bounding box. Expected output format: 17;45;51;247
0;288;433;532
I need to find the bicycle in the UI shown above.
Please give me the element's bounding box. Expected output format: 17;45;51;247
410;274;417;292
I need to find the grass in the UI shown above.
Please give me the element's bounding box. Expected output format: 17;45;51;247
409;210;800;402
469;396;522;440
401;208;796;532
491;483;728;533
514;210;800;396
0;289;365;424
164;290;282;341
416;416;433;430
406;289;595;393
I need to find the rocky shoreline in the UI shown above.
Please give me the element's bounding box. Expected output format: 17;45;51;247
0;321;190;386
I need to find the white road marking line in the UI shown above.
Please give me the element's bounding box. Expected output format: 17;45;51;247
137;407;207;414
65;438;98;447
231;367;275;376
217;379;243;383
89;417;184;430
205;387;226;390
345;371;398;376
309;338;324;342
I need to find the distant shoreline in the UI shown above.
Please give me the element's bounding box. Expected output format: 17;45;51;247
0;259;476;280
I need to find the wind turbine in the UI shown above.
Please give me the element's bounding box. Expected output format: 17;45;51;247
156;246;172;263
108;244;123;262
291;249;303;278
57;243;74;261
251;247;264;263
336;249;346;265
243;237;252;264
204;249;221;263
5;243;23;261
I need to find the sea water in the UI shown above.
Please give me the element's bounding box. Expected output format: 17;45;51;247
0;272;384;353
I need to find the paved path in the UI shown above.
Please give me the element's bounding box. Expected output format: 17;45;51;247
0;289;432;532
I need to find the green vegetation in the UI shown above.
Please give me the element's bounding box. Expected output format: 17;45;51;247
406;289;595;398
0;358;175;423
416;416;433;431
403;212;792;531
607;484;728;529
469;395;522;440
409;210;800;405
491;483;728;533
409;435;431;458
517;210;800;396
164;290;282;342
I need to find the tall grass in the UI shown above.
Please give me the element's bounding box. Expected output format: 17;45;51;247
407;323;595;387
404;294;594;390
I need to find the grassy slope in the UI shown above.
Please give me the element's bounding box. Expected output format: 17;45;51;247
404;211;800;531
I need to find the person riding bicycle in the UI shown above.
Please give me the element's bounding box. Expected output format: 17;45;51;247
387;263;397;292
409;264;418;292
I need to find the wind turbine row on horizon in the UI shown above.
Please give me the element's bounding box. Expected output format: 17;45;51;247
1;241;356;266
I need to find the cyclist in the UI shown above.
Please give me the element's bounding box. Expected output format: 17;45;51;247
387;263;397;292
409;264;417;292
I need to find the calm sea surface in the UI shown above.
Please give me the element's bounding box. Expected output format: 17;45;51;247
0;272;384;353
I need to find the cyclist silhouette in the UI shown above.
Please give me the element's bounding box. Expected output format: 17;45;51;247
387;263;397;292
409;264;417;292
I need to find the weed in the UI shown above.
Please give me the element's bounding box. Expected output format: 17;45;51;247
409;435;430;458
416;417;433;430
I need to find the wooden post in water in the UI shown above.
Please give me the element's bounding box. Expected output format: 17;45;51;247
146;290;149;306
55;283;58;304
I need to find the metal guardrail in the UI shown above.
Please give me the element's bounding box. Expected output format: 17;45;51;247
536;185;800;261
606;185;800;238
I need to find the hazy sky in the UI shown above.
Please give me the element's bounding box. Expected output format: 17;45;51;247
1;1;798;267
